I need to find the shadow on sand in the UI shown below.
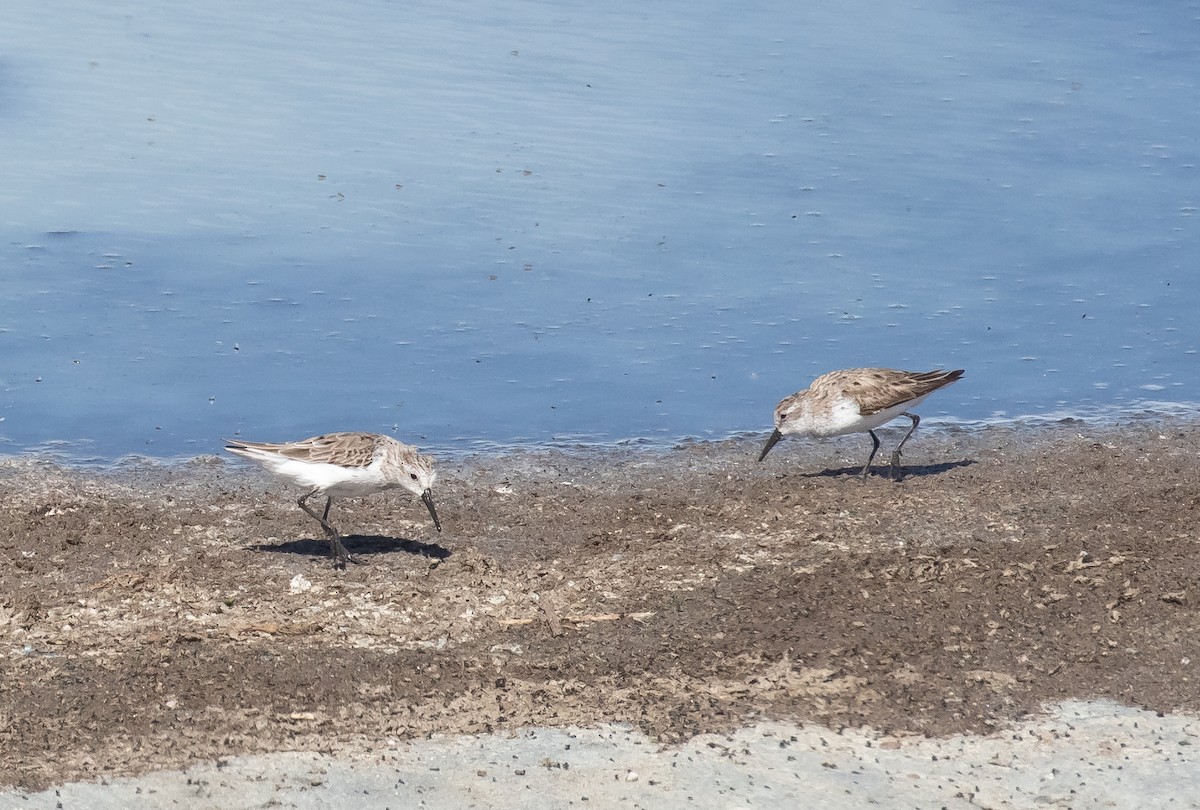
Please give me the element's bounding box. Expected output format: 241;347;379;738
250;534;451;562
798;458;976;480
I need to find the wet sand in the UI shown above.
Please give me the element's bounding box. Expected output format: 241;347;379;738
2;420;1199;801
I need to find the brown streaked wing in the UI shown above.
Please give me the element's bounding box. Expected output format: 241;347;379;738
268;432;381;468
833;368;963;416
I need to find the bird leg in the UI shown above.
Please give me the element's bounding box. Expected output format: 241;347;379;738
888;413;921;480
859;430;881;479
298;491;354;566
298;491;338;536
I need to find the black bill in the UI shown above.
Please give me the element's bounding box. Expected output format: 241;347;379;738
421;489;442;531
757;428;783;462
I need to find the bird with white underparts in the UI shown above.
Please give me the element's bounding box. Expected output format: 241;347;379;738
757;368;964;479
226;431;441;566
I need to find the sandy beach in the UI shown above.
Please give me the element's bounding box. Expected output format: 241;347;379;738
2;420;1199;805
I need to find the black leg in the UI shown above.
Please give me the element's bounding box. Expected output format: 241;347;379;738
889;413;921;480
298;491;338;536
326;535;353;567
859;430;881;479
298;491;354;567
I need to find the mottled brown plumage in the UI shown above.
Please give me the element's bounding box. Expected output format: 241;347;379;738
226;431;440;566
235;432;384;469
758;368;964;478
826;368;964;416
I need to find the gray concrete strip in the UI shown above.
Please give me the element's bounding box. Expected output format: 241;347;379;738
4;700;1198;809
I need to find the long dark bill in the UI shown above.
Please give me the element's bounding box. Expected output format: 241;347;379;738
421;489;443;531
757;429;783;462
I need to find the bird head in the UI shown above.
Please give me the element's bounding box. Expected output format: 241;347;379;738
399;453;442;532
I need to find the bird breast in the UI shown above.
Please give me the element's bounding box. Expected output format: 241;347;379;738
780;395;862;437
263;456;389;498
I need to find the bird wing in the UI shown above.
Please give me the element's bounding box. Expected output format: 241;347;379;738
227;432;381;468
837;368;964;416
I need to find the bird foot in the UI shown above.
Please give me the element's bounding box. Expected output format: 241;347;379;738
328;535;361;568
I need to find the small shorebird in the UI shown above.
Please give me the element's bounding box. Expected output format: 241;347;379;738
226;432;441;566
758;368;964;479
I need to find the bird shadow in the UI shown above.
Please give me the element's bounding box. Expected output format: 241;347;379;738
798;458;976;480
250;534;451;561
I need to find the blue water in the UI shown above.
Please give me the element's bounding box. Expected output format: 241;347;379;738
2;0;1198;460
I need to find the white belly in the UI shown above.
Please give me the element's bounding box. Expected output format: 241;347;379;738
797;392;932;437
260;456;391;498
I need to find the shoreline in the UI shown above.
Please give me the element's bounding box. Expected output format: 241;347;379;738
3;401;1200;469
2;418;1200;800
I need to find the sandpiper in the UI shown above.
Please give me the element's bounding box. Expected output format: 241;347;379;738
758;368;964;479
226;432;441;566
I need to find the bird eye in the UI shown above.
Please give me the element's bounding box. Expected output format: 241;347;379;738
410;473;418;480
779;412;789;421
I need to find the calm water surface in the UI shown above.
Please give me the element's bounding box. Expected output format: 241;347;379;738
2;0;1197;460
